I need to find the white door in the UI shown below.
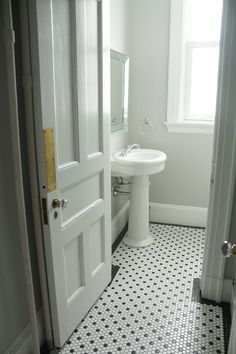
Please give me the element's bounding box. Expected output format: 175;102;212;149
29;0;111;347
200;0;236;352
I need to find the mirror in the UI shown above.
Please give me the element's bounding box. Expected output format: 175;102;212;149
110;50;129;132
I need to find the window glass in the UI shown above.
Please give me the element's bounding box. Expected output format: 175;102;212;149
188;47;219;118
187;0;223;42
183;0;223;120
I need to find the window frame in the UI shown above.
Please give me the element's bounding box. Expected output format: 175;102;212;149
165;0;220;134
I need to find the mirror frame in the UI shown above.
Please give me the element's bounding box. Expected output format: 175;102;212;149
110;49;129;133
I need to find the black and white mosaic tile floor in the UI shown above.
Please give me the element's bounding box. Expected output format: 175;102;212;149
60;223;230;354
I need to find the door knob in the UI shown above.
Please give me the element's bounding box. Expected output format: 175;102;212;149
52;198;68;210
221;241;236;257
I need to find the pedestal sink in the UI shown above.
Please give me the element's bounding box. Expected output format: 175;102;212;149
112;149;167;247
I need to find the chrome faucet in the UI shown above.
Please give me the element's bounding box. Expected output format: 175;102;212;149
120;144;140;157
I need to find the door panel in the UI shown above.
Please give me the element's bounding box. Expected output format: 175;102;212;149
90;217;105;275
52;0;79;166
60;173;103;224
63;233;84;301
29;0;111;347
86;2;101;156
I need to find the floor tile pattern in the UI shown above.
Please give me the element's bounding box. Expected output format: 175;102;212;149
60;223;230;354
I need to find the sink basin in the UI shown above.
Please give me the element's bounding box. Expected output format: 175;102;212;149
112;149;166;176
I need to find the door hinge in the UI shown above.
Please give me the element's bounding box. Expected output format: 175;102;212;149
210;161;216;184
4;29;15;45
42;198;48;225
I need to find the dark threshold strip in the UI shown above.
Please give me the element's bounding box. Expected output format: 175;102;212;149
40;341;51;354
108;224;129;285
192;278;231;354
112;223;128;254
109;264;120;286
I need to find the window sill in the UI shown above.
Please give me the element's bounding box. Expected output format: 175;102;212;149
164;121;214;134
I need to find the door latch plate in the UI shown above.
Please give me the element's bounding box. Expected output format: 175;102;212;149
43;128;56;192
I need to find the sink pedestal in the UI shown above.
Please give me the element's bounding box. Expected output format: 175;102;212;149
111;148;167;248
123;175;153;248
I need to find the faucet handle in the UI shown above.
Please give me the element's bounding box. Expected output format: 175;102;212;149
120;147;125;156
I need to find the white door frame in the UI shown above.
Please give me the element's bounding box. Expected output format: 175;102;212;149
201;0;236;303
228;282;236;353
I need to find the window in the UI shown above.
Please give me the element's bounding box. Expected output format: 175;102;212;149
166;0;223;133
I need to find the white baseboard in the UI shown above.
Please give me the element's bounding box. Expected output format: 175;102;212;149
112;201;129;243
5;309;45;354
149;202;208;227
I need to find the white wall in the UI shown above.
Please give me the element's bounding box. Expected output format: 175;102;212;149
110;0;130;221
126;0;213;209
